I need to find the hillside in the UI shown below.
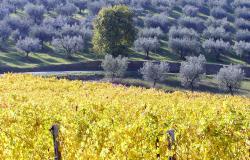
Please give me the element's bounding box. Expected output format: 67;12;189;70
0;0;250;68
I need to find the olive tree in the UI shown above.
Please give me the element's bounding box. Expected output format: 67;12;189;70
236;30;250;42
16;37;41;58
235;18;250;30
233;41;250;62
144;13;171;32
30;25;55;47
24;3;45;24
134;37;160;59
56;2;78;16
183;5;199;17
101;54;128;80
0;21;11;44
169;37;201;59
179;55;206;92
203;26;230;41
139;61;169;87
138;27;163;38
216;65;245;95
52;36;84;58
178;16;205;32
202;39;230;60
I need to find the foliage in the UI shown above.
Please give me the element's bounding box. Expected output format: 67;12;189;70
203;26;230;41
101;54;128;80
0;74;249;159
30;25;55;45
233;41;250;57
169;26;199;39
144;13;171;32
134;37;160;59
235;7;250;20
56;2;78;16
236;29;250;42
87;0;106;15
138;27;163;38
183;5;199;17
24;3;45;24
92;5;136;56
216;65;245;95
0;21;11;42
52;36;84;58
169;37;201;59
210;7;231;20
235;18;250;30
139;61;169;87
202;39;230;60
16;37;41;57
179;55;206;91
178;16;205;32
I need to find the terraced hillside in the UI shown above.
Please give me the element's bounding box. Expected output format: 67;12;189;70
0;0;249;68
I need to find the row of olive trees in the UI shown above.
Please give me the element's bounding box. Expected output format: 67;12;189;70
101;54;245;95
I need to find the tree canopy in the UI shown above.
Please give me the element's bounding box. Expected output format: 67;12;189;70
92;5;136;56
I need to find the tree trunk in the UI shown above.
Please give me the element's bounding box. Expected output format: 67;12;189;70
229;86;234;96
153;80;157;87
180;52;185;60
26;52;30;58
190;83;194;92
146;51;149;60
216;52;220;61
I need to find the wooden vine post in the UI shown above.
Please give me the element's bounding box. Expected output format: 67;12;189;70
50;124;62;160
167;129;176;160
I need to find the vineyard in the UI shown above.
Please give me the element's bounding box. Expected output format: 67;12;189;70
0;74;249;159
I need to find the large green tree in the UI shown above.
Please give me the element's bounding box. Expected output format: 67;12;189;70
92;5;136;56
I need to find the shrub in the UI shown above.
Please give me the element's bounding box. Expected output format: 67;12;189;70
216;65;245;95
179;55;206;91
139;61;169;87
101;54;128;80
